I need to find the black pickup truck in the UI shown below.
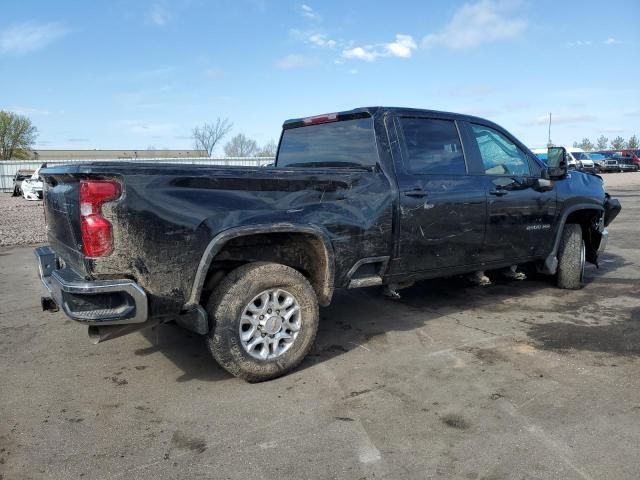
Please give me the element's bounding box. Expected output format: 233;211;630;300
35;107;621;381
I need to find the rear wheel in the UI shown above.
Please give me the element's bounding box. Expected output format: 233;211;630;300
557;224;585;289
205;262;319;382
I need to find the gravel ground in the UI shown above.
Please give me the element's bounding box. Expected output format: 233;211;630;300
0;193;46;247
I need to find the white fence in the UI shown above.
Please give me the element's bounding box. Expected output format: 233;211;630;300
0;157;275;192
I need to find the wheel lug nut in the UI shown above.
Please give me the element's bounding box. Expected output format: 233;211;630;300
259;315;264;320
267;309;272;314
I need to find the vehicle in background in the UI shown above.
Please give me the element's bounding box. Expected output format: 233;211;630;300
567;148;596;172
615;150;640;169
600;159;621;173
589;153;606;171
21;168;44;200
616;156;639;172
11;169;35;196
596;151;615;159
614;149;640;167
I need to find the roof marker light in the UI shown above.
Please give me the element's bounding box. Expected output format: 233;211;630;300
303;113;338;125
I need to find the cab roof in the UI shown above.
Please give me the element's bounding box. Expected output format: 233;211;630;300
282;106;495;129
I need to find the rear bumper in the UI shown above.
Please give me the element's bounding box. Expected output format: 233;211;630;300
34;246;148;325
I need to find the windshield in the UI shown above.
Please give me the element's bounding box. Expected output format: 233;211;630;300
590;153;604;160
571;152;592;160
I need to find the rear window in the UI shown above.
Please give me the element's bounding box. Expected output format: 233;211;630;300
277;118;377;168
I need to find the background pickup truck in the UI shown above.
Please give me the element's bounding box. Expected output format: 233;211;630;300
36;107;621;381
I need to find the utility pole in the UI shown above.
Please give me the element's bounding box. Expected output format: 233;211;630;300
547;112;553;147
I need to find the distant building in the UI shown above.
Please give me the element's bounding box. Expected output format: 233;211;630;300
28;149;208;160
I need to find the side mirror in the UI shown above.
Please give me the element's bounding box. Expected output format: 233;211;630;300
547;146;568;178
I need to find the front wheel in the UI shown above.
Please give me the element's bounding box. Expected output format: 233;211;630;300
206;262;319;382
557;224;585;289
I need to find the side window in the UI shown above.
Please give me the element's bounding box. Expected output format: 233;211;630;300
400;118;466;175
470;124;531;176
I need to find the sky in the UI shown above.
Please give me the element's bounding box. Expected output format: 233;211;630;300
1;0;639;153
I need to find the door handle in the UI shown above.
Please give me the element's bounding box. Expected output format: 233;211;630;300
489;189;508;196
402;189;428;198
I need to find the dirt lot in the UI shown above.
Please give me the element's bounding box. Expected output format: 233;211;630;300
1;173;639;480
0;194;46;247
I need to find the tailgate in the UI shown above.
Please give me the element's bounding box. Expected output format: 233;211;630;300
42;172;86;273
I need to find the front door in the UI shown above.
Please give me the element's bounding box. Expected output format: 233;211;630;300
466;123;557;262
393;116;487;273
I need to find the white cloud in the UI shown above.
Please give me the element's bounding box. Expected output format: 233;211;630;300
604;37;617;45
349;69;358;74
565;40;592;47
384;34;417;58
342;34;417;62
342;46;378;62
0;22;69;55
422;0;527;49
301;4;321;20
147;4;170;26
523;114;596;126
602;128;624;133
276;54;318;69
308;33;336;48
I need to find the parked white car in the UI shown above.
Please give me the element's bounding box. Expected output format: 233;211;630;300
21;168;44;200
567;148;596;172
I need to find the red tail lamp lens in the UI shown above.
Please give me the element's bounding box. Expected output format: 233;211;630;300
79;180;121;257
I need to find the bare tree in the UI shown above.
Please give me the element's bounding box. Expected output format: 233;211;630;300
255;139;277;157
596;135;609;150
192;118;233;157
610;136;626;150
224;133;258;157
0;110;38;160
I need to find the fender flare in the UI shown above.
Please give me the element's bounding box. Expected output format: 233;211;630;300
540;203;604;275
185;223;335;307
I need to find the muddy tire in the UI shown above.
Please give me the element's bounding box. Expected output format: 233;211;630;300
205;262;319;382
557;224;585;290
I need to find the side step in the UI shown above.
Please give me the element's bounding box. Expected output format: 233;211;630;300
348;276;383;288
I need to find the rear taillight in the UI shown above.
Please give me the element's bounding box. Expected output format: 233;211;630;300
79;180;121;257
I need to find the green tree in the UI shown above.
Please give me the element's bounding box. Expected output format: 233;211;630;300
575;138;594;151
610;136;626;150
224;133;258;157
596;135;609;150
0;110;38;160
627;135;639;150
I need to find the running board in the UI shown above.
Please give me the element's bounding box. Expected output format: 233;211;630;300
348;276;383;288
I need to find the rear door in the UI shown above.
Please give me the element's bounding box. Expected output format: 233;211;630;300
391;115;486;272
463;122;557;262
